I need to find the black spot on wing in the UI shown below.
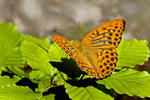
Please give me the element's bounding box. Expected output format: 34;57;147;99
114;63;117;67
105;51;109;54
107;60;110;63
111;58;114;61
107;37;111;39
115;34;119;36
105;55;109;58
110;53;114;56
104;63;107;65
102;27;106;30
109;33;113;36
115;26;118;29
110;63;113;66
106;66;110;70
100;65;102;68
111;68;114;71
96;30;100;36
114;38;118;41
102;69;105;72
113;42;116;45
123;20;126;28
101;57;104;62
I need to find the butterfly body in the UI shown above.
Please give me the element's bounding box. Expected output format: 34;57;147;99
52;19;126;79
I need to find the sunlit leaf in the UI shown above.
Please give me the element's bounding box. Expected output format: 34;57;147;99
65;83;113;100
97;69;150;98
117;38;149;68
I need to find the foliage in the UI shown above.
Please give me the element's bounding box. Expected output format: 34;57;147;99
65;82;113;100
97;69;150;98
0;21;149;100
117;38;149;68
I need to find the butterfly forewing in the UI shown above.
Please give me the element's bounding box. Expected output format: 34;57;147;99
52;35;76;57
52;35;99;78
81;19;125;49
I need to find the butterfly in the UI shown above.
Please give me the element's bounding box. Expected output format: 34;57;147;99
52;19;126;79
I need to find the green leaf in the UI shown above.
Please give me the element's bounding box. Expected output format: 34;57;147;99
37;77;51;92
0;76;20;86
21;40;51;76
0;22;24;68
0;48;25;68
117;38;149;68
32;73;51;92
29;70;46;82
23;34;50;51
42;94;55;100
0;85;41;100
65;83;113;100
97;69;150;98
48;43;68;62
50;66;59;77
0;22;22;48
54;71;68;85
8;66;26;77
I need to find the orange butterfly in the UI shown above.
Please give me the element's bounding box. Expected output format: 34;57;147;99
52;19;126;79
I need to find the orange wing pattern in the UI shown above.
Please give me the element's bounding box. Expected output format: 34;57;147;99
52;19;126;79
52;35;99;78
81;19;125;78
95;49;118;78
81;19;125;48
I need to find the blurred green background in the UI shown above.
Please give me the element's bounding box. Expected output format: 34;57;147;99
0;0;150;45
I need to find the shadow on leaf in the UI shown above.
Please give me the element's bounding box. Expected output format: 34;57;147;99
50;58;84;78
42;85;70;100
66;78;112;96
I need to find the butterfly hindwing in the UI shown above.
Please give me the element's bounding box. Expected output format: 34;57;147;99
96;49;118;78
